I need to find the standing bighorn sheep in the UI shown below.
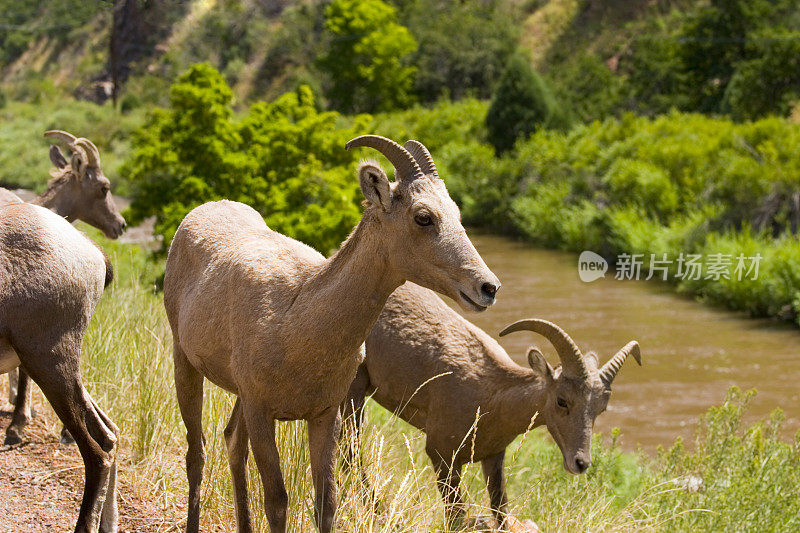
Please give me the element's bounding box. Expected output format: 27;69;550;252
164;136;499;533
343;283;641;531
0;202;119;533
3;130;126;445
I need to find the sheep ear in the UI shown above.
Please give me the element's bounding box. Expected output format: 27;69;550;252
49;145;68;169
527;346;554;380
359;162;392;211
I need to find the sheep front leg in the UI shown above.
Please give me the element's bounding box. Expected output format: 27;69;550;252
427;448;465;530
309;406;341;533
243;402;287;533
482;451;509;525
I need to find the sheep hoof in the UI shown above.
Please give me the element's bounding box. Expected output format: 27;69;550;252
3;428;24;446
60;428;76;445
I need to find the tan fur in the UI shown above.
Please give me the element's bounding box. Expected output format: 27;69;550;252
0;203;119;532
165;147;499;533
344;282;640;529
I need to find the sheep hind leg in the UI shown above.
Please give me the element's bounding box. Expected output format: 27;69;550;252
224;397;252;533
308;406;341;533
5;368;32;445
21;347;118;533
242;400;288;533
173;344;206;533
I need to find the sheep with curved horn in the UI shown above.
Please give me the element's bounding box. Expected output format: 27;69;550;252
164;135;499;533
343;284;640;532
2;130;125;446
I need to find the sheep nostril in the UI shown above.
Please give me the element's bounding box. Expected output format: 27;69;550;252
575;457;589;473
481;282;498;299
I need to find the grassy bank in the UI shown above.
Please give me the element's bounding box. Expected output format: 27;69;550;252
20;230;791;531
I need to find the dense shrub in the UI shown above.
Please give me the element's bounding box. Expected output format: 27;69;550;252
124;63;369;255
486;54;564;154
400;0;519;102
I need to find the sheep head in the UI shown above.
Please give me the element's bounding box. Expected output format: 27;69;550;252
44;130;126;239
346;135;499;311
500;319;641;475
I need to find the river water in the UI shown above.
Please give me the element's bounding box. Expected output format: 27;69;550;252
457;233;800;451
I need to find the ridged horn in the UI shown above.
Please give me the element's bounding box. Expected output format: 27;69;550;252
599;341;641;388
44;130;78;146
346;135;423;182
404;140;438;178
500;319;587;377
74;138;101;167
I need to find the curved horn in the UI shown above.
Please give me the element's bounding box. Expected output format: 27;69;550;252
500;319;587;377
599;341;641;388
404;140;438;178
44;130;78;146
74;138;101;167
346;135;423;182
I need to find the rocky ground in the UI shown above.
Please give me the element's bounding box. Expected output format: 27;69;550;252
0;392;184;532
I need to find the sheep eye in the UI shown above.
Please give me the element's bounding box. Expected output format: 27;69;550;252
414;213;433;227
556;397;568;409
100;185;110;195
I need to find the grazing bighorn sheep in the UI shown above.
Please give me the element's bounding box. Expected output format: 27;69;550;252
3;130;126;445
343;283;641;531
164;136;499;533
0;202;119;533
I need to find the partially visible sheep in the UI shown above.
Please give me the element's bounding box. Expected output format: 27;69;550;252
164;136;499;533
0;202;119;532
343;282;640;531
4;130;126;445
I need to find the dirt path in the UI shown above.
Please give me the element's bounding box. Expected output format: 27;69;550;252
0;401;185;532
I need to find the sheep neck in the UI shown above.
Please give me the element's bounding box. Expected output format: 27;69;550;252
293;210;403;358
489;370;548;436
32;178;75;221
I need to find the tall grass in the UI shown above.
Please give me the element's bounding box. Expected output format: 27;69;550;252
18;230;794;532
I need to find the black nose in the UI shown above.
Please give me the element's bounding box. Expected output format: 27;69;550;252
481;282;498;299
575;457;589;473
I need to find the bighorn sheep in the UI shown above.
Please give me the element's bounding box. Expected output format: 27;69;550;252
3;130;126;445
164;136;499;533
0;202;119;533
343;283;641;531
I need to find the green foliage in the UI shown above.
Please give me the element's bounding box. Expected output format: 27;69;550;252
400;0;519;102
723;27;800;120
550;53;624;123
648;387;800;532
319;0;417;113
486;54;565;154
124;63;369;255
0;0;106;65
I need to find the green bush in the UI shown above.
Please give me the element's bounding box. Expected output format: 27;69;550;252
318;0;417;113
124;63;370;255
486;53;565;154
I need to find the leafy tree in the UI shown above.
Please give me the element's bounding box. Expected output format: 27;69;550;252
400;0;518;102
125;63;369;254
678;0;797;113
486;53;563;154
723;28;800;120
319;0;417;113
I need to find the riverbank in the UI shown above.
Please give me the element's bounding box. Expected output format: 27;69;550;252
3;228;790;532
